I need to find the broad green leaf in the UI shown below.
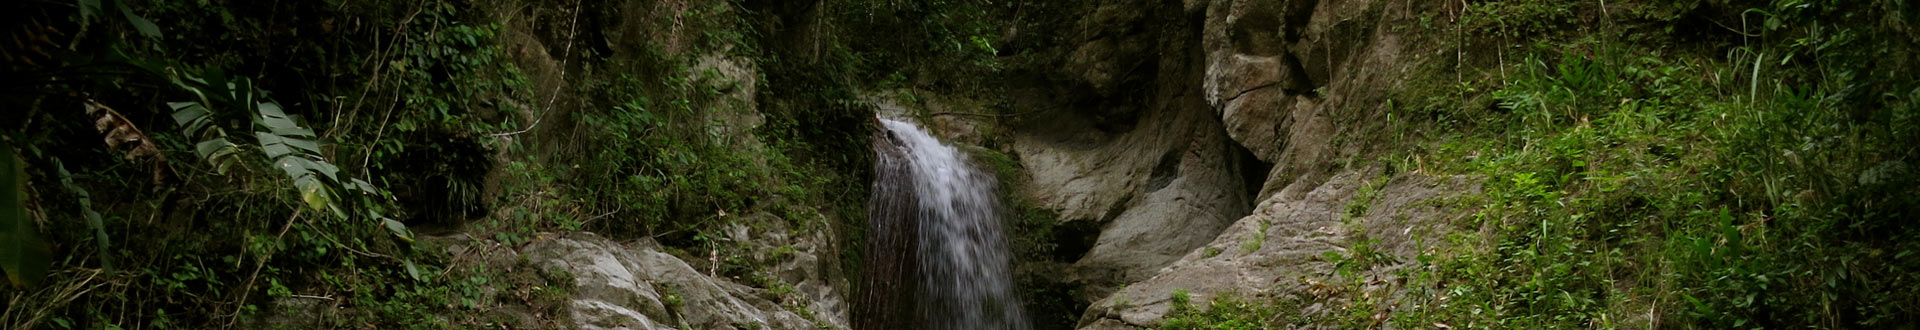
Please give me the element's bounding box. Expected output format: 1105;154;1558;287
384;218;414;243
186;120;214;139
194;139;238;174
194;139;236;162
306;158;340;182
54;160;112;273
208;144;241;174
256;102;292;123
272;125;317;139
257;106;316;138
257;132;292;158
1;145;50;288
402;259;424;281
169;102;218;137
113;0;161;40
325;202;347;220
168;102;206;124
348;178;379;193
230;78;253;111
83;206;110;271
79;0;101;21
202;67;229;103
294;175;330;213
274;157;311;182
254;99;284;117
277;156;340;184
280;136;321;155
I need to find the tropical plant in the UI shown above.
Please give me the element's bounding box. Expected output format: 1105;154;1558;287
0;144;49;288
161;70;417;246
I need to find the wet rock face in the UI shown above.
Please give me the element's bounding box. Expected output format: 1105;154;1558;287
864;89;998;147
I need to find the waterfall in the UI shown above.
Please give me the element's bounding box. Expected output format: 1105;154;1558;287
856;118;1030;330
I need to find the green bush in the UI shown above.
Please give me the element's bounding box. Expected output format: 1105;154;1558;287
1391;0;1920;328
1193;1;1918;328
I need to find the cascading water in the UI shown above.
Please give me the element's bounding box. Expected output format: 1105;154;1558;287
856;118;1029;330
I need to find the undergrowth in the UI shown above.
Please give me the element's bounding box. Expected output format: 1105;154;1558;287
3;0;874;328
1389;0;1916;328
4;0;536;327
1147;0;1917;328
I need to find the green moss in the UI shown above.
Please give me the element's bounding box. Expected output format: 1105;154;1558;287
1239;221;1268;254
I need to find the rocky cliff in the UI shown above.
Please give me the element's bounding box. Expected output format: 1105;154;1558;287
986;0;1480;327
494;0;1475;327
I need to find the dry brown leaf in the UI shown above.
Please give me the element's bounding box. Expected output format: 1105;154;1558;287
81;98;172;186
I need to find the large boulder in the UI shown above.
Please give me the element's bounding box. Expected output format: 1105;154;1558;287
1077;170;1479;329
524;232;831;330
1017;103;1254;295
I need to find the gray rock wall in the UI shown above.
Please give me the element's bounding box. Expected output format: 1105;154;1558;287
994;0;1473;327
1005;0;1261;299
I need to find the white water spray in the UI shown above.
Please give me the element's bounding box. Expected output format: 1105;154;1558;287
867;118;1029;330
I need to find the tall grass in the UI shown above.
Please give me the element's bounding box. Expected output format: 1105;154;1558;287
1406;1;1920;327
1152;1;1917;328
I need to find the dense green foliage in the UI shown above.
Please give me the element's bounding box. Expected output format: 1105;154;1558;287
1;0;553;326
0;0;911;327
822;0;1004;90
1182;0;1919;328
5;0;1912;328
1408;1;1916;327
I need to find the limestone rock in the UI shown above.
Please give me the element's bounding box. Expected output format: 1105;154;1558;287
524;232;829;330
524;236;671;328
1077;170;1478;329
730;212;852;330
864;89;998;147
1200;0;1436;197
570;300;664;330
1009;0;1260;299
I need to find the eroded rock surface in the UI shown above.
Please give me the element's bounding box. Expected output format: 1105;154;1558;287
1008;0;1260;296
1078;170;1479;329
525;231;839;330
1056;1;1461;324
1202;0;1432;197
864;89;1000;147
